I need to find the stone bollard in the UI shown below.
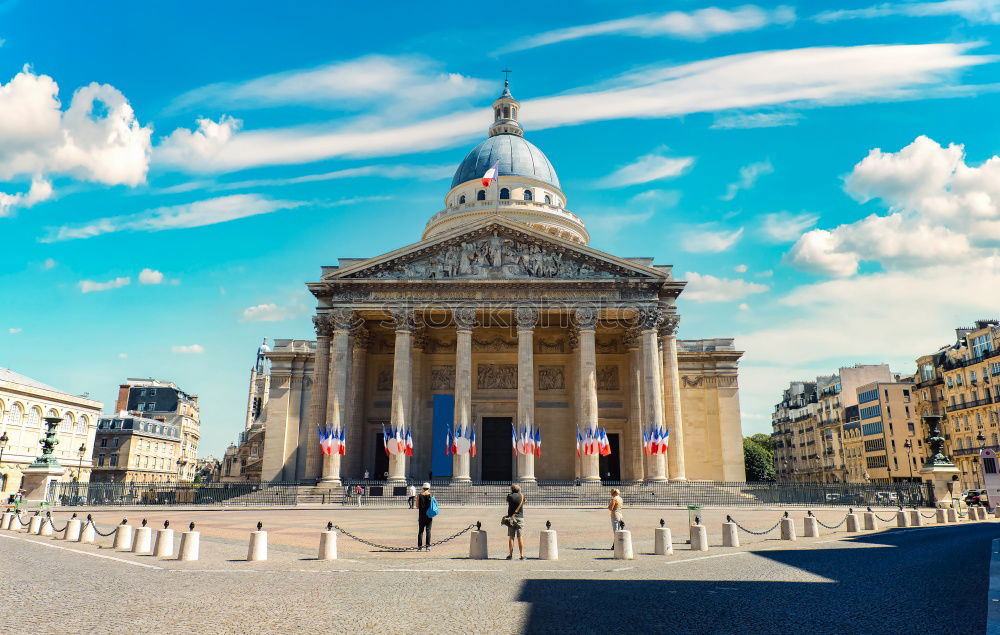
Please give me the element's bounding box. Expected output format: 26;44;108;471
846;512;860;532
28;514;43;535
154;522;175;559
248;522;267;561
803;514;820;538
0;512;12;530
909;510;921;526
722;517;739;547
978;507;988;520
947;508;958;523
690;518;708;552
654;521;673;556
539;523;558;561
469;528;488;560
132;522;153;555
896;511;909;528
179;523;200;562
780;514;796;541
78;519;96;544
613;529;634;560
994;507;1000;519
936;508;947;523
318;522;337;561
64;517;82;541
39;516;53;537
863;511;878;531
113;522;134;551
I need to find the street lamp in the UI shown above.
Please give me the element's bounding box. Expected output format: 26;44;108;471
0;430;8;464
76;443;86;482
903;439;914;483
975;431;987;490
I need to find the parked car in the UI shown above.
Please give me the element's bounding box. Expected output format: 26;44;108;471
964;489;989;506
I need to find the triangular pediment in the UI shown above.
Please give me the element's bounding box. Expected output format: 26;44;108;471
324;218;669;281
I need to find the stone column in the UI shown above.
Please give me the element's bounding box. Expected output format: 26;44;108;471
309;315;332;479
452;307;475;482
576;307;600;482
321;310;353;484
640;309;667;482
625;327;644;482
660;314;686;481
411;327;428;480
516;308;537;483
344;326;369;479
388;309;414;482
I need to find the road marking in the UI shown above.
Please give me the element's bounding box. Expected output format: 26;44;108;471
658;552;747;565
0;532;162;570
609;566;635;572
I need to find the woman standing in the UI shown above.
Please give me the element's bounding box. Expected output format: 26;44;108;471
416;483;433;551
608;488;624;549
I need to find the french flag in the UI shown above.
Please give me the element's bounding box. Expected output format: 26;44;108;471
445;427;452;457
319;425;331;456
405;429;413;457
470;426;477;457
599;428;611;457
382;424;390;456
512;425;518;456
482;161;499;187
338;426;346;456
576;427;582;457
534;426;541;457
660;427;669;454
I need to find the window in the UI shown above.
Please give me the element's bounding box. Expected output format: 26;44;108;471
499;188;510;200
100;438;107;448
459;195;466;204
112;437;119;448
477;189;486;201
972;370;978;383
991;362;1000;376
859;389;879;404
866;454;888;468
97;455;105;467
861;421;883;436
973;334;993;357
947;376;954;387
544;194;552;204
137;403;145;411
523;189;533;201
149;388;157;396
109;454;118;467
26;407;41;428
860;405;881;420
907;422;915;433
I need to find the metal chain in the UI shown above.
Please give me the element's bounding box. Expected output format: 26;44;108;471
14;511;32;526
920;511;938;519
87;519;119;537
47;516;68;533
814;515;848;530
730;517;782;536
332;523;477;552
872;511;897;523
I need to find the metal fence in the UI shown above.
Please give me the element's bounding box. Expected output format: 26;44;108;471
333;479;929;508
48;481;298;507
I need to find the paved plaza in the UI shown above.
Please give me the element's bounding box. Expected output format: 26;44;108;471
0;506;996;633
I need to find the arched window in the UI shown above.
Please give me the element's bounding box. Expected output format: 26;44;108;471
495;108;500;119
78;416;88;435
27;407;41;427
523;189;533;201
6;403;23;428
63;412;75;434
512;107;517;119
477;190;486;201
459;195;466;204
544;194;552;204
503;106;510;119
500;188;510;200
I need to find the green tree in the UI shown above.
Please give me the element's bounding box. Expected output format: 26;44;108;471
749;433;775;453
744;437;776;481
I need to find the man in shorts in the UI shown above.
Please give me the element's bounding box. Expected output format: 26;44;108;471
506;484;525;560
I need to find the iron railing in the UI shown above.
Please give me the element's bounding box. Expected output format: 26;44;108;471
48;481;298;507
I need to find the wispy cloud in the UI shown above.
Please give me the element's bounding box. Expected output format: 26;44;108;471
760;211;820;243
597;151;694;188
159;164;452;195
721;160;773;200
42;194;305;242
155;44;993;174
711;111;802;129
683;271;769;302
815;0;1000;24
681;227;744;253
241;303;298;322
8;327;21;334
79;277;130;293
138;268;164;285
501;5;796;53
171;344;204;354
41;257;57;270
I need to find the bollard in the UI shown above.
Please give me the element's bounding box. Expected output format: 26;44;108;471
0;512;12;530
863;512;878;531
318;527;338;561
539;528;558;560
936;508;947;523
39;516;53;537
722;520;739;547
179;524;200;562
978;507;988;521
690;520;709;552
654;525;673;555
248;522;267;561
896;511;909;528
153;526;175;559
64;517;82;541
947;508;958;523
613;529;633;560
803;515;820;538
114;523;134;551
908;510;921;526
994;507;1000;519
780;517;796;541
28;515;43;535
469;529;489;560
132;525;153;555
846;513;860;532
78;520;96;544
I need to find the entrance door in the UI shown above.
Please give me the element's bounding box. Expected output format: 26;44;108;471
598;433;621;481
480;417;513;481
373;433;389;479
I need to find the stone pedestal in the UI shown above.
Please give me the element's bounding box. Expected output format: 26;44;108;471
0;512;12;530
28;515;43;534
896;511;909;528
846;514;860;532
78;521;95;544
920;463;961;508
909;510;921;526
863;512;877;531
937;508;948;523
132;526;152;554
780;517;796;540
803;516;820;538
19;465;64;505
318;531;337;560
153;528;175;558
722;522;739;547
654;527;673;555
248;531;268;561
613;530;633;559
113;525;134;551
64;518;82;542
538;530;558;560
469;530;488;559
690;524;708;552
179;531;200;561
39;518;53;537
947;508;958;523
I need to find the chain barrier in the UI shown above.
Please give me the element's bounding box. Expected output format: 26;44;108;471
814;514;848;530
86;518;119;537
332;523;477;552
14;511;32;527
872;511;897;523
46;515;68;533
920;511;938;519
729;516;782;536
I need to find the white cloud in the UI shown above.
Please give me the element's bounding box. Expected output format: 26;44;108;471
79;277;130;293
788;135;1000;276
682;271;769;302
41;257;56;270
161;164;453;195
597;152;694;188
629;189;681;207
586;211;655;236
711;111;802;129
738;303;751;311
8;327;21;334
681;227;744;253
42;194;305;242
815;0;1000;24
0;67;151;213
735;264;748;273
502;5;796;52
138;268;164;285
154;44;992;174
760;211;820;242
171;344;204;354
241;303;298;322
118;352;127;359
722;160;773;200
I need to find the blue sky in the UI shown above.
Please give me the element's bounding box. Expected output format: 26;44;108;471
3;0;1000;456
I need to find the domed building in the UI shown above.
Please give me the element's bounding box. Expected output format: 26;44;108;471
252;82;746;488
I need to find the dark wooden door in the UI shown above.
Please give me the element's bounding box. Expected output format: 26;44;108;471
481;417;513;481
373;433;389;479
598;433;621;481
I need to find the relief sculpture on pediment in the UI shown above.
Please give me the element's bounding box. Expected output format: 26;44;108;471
477;363;517;389
538;366;565;391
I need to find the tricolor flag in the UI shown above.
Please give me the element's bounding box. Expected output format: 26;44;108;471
660;427;669;454
576;427;582;457
319;425;332;456
405;429;413;457
470;426;477;457
382;424;390;456
445;427;452;457
599;427;611;457
482;161;499;187
642;427;650;456
534;426;541;457
512;424;518;456
338;426;346;455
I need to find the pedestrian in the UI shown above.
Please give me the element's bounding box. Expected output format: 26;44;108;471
608;488;624;549
355;484;363;507
363;469;370;480
417;483;434;551
407;483;416;509
504;484;526;560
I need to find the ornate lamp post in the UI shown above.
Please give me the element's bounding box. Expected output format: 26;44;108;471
903;439;914;482
76;444;87;482
0;430;8;464
976;431;986;490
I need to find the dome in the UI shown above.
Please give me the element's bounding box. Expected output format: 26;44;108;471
450;134;560;190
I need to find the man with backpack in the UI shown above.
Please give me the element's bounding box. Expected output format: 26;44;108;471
416;482;437;551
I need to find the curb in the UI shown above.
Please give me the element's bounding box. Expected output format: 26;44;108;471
990;538;1000;634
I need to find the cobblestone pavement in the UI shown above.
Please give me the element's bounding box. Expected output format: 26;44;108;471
1;507;996;634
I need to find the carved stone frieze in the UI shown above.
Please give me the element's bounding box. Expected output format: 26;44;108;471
596;337;619;354
453;307;478;330
573;306;599;330
597;366;620;391
537;337;565;354
682;375;738;388
567;329;579;352
412;328;429;351
376;369;393;391
472;334;517;352
477;364;517;390
515;306;539;330
431;366;456;391
538;366;565;391
426;337;456;354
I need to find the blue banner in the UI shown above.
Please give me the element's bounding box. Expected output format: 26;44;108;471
431;394;454;478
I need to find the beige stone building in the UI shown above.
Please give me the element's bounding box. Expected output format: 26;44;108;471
0;368;102;497
251;83;746;485
115;378;200;481
90;414;182;483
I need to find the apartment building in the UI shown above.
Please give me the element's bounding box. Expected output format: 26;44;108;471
855;381;922;483
90;414;182;483
115;379;200;481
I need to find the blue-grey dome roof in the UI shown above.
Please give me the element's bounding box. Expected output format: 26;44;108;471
450;134;560;190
